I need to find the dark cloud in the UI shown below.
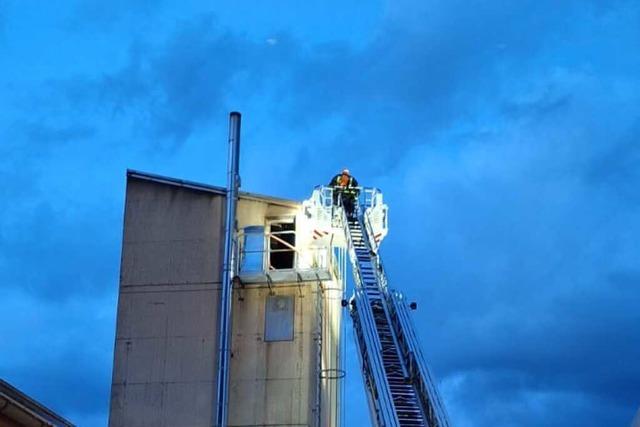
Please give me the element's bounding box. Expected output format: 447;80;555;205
56;16;297;145
2;1;640;426
3;337;110;416
0;118;118;302
21;122;96;145
444;368;633;426
376;94;640;424
0;201;120;301
0;291;114;424
285;2;566;129
586;123;640;201
67;0;164;31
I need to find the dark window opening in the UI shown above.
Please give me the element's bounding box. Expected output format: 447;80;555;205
269;221;295;270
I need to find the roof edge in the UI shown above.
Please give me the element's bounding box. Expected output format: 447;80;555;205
126;169;300;207
0;380;75;427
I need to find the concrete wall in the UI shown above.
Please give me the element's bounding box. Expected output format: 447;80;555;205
227;284;315;427
109;175;342;427
109;178;225;427
226;281;343;427
319;283;343;427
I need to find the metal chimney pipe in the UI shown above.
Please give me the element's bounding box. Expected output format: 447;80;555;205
215;111;241;427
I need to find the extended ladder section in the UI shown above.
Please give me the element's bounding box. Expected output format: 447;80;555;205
343;206;451;427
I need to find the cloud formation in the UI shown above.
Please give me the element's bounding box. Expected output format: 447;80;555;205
0;0;639;426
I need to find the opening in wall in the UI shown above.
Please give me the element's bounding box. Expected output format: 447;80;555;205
268;219;296;270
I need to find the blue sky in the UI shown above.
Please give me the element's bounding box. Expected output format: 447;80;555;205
1;1;639;425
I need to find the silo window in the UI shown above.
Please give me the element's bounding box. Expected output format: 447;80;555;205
264;295;294;341
268;220;296;270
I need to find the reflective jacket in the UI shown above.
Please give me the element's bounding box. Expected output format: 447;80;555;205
329;174;359;196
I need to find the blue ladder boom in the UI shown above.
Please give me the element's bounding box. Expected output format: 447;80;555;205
342;204;451;427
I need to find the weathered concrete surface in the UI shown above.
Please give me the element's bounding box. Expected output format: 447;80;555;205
109;173;343;427
227;281;343;427
319;283;343;427
227;284;315;427
109;177;224;427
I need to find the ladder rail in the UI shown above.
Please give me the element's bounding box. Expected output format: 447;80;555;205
366;229;451;426
340;193;451;427
388;292;451;427
364;224;448;425
351;291;399;427
365;200;449;424
340;205;400;427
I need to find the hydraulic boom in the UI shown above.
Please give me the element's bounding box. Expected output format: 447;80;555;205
342;192;451;427
302;186;451;426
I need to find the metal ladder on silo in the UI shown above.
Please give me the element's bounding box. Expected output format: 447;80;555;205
341;204;451;427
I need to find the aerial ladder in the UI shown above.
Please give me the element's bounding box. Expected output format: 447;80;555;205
304;186;451;427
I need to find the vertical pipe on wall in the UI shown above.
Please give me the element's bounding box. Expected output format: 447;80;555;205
214;112;241;427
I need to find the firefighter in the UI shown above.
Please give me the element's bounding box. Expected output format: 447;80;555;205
329;168;359;218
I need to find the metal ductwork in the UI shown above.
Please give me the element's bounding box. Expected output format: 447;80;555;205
214;111;242;427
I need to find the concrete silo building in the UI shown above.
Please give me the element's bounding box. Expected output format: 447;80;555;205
108;113;451;427
108;116;345;427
